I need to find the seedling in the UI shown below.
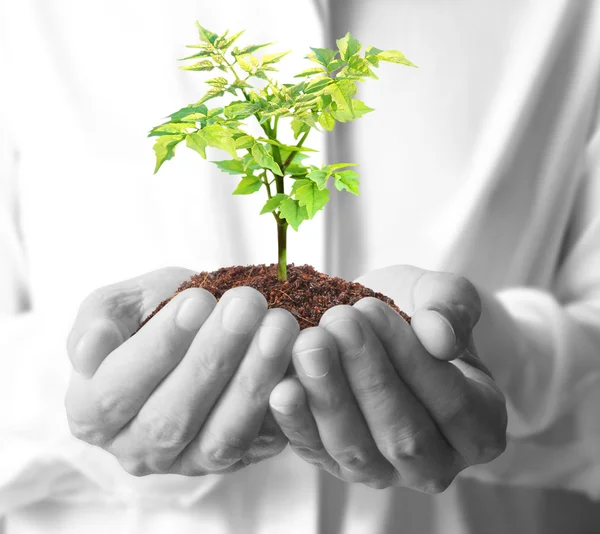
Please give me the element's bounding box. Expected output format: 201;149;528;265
150;22;416;281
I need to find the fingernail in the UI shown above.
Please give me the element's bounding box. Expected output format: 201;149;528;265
327;319;365;353
258;326;292;358
296;347;331;378
176;297;210;331
221;297;260;333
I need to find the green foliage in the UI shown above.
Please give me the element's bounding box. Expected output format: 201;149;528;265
150;23;415;240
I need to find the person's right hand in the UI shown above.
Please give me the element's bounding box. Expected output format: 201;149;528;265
65;266;299;476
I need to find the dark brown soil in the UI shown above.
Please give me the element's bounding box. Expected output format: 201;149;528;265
135;263;410;333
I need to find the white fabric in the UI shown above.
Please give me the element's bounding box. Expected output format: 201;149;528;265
1;0;600;532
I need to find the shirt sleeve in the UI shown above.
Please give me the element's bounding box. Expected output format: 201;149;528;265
463;89;600;498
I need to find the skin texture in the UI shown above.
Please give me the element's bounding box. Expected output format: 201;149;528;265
65;267;299;476
269;265;508;492
65;264;508;491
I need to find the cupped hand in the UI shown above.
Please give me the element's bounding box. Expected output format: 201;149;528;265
65;266;299;476
269;266;507;492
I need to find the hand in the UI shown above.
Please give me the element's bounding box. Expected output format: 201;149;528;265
269;266;507;492
65;266;299;476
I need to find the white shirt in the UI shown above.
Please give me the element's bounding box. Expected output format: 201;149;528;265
1;0;600;532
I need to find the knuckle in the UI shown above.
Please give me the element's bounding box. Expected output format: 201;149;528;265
423;474;454;494
331;445;371;472
314;389;345;412
357;372;395;399
364;477;393;490
196;343;239;379
93;387;134;426
202;433;249;470
236;373;272;401
478;407;508;463
119;458;151;477
137;410;193;454
386;430;429;463
64;385;109;446
290;444;329;470
454;275;481;319
461;396;508;464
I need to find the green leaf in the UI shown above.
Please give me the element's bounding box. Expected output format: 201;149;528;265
206;76;229;87
290;178;311;194
364;45;383;67
377;49;418;67
279;197;308;231
294;181;330;218
234;135;255;149
336;32;361;61
318;112;335;131
232;175;263;195
198;87;225;104
260;193;288;214
306;168;328;189
180;59;214;72
333;169;360;195
307;47;338;69
230;79;253;91
347;56;378;79
232;43;273;56
224;101;261;120
350;99;374;118
212;159;246;175
149;122;195;137
195;22;219;45
168;103;209;121
323;162;359;173
236;55;258;73
305;77;334;94
200;124;239;159
153;135;185;173
258;138;317;152
327;59;346;72
186;131;208;159
252;144;282;175
216;29;245;50
291;118;311;140
178;48;213;61
262;50;291;66
294;67;327;78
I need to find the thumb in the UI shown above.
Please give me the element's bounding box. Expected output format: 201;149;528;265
410;272;482;361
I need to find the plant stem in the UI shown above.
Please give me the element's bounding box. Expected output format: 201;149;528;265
281;129;310;173
277;217;288;281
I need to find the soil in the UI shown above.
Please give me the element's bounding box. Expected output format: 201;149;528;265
135;263;410;333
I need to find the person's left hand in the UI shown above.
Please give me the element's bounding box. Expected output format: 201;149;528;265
269;265;507;492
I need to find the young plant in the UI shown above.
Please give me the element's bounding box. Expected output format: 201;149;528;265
150;23;416;281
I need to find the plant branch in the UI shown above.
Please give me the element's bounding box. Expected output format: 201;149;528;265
281;129;310;172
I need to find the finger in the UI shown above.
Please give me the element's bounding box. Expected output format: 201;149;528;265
269;376;339;474
65;287;215;446
175;307;298;472
193;409;290;476
114;286;268;474
410;271;482;361
320;306;460;492
66;266;196;377
355;297;506;466
290;326;395;486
